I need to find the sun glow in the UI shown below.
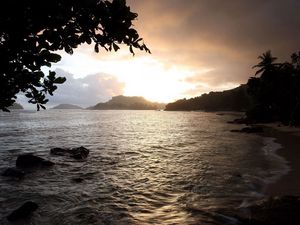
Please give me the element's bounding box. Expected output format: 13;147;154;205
103;57;195;103
53;49;201;103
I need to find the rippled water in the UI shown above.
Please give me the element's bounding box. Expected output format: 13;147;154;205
0;110;283;224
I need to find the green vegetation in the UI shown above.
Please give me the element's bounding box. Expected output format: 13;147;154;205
165;85;251;112
0;0;150;111
8;103;24;110
89;95;165;110
247;51;300;125
166;50;300;126
52;104;82;110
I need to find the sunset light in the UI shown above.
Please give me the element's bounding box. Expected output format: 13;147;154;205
52;48;206;103
2;1;300;224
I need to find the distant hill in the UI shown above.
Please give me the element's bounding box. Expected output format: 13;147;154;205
165;85;252;111
8;103;23;110
52;104;83;109
89;95;165;110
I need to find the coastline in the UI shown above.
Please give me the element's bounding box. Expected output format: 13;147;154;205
261;124;300;196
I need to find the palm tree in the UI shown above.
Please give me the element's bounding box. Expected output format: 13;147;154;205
253;50;278;76
291;51;300;70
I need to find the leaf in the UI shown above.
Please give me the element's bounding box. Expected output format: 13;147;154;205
86;37;92;45
54;76;66;84
65;45;73;54
41;99;49;104
25;92;33;98
48;53;61;63
129;45;134;55
94;44;99;53
136;38;142;43
112;43;120;52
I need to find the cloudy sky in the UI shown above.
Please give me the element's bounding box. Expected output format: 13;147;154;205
19;0;300;109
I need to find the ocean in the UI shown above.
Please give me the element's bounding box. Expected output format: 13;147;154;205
0;110;287;225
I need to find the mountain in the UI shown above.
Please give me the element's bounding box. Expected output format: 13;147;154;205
165;85;252;111
52;104;83;109
8;103;23;110
89;95;165;110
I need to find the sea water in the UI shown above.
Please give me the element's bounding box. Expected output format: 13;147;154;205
0;110;287;225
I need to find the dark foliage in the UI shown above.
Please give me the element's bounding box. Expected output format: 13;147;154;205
247;51;300;125
165;85;251;112
0;0;150;111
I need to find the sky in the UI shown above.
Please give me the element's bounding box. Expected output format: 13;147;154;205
19;0;300;109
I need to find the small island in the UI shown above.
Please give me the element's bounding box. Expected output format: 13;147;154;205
88;95;165;110
52;104;83;110
8;103;24;110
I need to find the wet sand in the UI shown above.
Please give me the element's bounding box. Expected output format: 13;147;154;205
262;124;300;196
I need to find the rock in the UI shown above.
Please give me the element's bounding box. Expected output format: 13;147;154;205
230;126;263;133
235;196;300;225
50;146;89;160
7;201;38;221
2;168;25;178
241;127;263;133
72;177;84;183
16;154;54;168
227;117;251;124
71;146;89;159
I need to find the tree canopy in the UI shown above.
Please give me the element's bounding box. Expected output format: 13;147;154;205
247;51;300;125
0;0;150;111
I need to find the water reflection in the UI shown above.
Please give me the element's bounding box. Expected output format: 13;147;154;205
0;110;269;224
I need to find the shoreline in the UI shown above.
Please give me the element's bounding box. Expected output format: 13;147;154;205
260;124;300;196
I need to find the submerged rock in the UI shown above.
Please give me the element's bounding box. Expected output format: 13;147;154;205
16;154;54;168
7;201;38;221
235;196;300;225
50;146;89;160
72;177;84;183
227;117;251;124
230;126;263;133
2;167;25;178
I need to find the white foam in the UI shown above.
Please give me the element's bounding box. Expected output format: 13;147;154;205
262;137;290;184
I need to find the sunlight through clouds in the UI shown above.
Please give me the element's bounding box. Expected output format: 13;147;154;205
52;48;204;103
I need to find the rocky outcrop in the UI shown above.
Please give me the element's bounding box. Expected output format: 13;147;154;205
16;154;54;168
230;126;263;133
227;117;252;124
7;201;38;221
235;196;300;225
2;167;25;178
50;146;89;160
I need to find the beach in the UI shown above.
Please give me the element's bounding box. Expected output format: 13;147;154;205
262;124;300;196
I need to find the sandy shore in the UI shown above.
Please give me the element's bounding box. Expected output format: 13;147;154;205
261;123;300;196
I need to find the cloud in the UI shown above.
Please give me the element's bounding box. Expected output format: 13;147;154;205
18;69;125;109
126;0;300;96
47;69;125;107
18;0;298;107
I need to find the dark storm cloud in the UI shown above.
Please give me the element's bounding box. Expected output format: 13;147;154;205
129;0;300;89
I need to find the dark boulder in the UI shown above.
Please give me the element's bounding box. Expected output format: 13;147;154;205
227;117;251;124
72;177;84;183
7;201;38;221
2;167;25;178
231;126;263;133
50;146;89;160
16;154;54;168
